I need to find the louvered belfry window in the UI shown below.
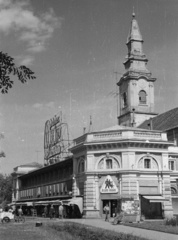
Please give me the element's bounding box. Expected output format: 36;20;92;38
139;90;146;104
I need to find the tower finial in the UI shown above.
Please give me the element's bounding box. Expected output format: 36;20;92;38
132;6;135;18
88;115;93;133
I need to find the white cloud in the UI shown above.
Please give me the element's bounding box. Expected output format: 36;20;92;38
0;0;60;62
45;101;55;109
32;101;56;110
16;55;35;66
32;103;43;109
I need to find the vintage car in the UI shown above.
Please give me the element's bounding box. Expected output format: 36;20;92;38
0;211;14;223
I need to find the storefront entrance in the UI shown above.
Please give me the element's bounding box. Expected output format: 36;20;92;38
140;196;163;219
102;200;117;217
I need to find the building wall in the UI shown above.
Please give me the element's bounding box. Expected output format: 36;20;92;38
172;198;178;214
12;158;73;203
72;139;174;218
12;129;176;219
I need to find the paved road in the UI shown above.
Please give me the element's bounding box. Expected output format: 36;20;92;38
62;218;178;240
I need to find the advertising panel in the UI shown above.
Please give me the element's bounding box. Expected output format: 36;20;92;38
44;114;69;165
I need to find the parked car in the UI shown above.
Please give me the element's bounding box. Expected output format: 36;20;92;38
0;211;14;223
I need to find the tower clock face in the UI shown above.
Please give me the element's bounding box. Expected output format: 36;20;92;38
138;78;147;89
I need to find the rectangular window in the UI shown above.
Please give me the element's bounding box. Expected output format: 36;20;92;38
53;184;55;195
169;161;175;170
144;159;151;169
106;159;112;169
46;186;48;196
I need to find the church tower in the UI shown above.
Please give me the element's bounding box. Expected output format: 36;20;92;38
117;12;158;127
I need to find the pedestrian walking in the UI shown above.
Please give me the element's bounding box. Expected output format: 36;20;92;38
18;206;23;217
103;204;110;222
43;206;48;217
58;204;64;219
49;205;55;219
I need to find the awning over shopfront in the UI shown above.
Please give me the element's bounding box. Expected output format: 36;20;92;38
143;195;169;203
34;197;83;214
62;197;83;214
9;202;33;206
10;197;83;214
35;200;62;206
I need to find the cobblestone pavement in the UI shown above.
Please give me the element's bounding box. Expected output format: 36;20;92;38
60;218;178;240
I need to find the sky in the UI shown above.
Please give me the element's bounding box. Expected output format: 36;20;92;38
0;0;178;174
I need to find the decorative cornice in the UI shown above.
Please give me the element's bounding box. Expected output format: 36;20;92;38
71;128;172;153
85;140;170;152
118;111;158;119
117;72;156;86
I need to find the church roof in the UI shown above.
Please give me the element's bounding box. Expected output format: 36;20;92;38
138;107;178;131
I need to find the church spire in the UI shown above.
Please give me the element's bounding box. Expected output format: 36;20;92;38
123;12;150;75
127;11;143;43
117;12;157;127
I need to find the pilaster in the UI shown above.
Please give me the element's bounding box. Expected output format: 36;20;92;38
162;173;173;218
83;175;100;218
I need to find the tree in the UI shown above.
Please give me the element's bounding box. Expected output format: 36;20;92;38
0;151;5;157
0;51;36;94
0;174;12;209
0;133;5;158
0;53;35;208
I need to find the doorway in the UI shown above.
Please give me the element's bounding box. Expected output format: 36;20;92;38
140;196;163;219
102;200;117;217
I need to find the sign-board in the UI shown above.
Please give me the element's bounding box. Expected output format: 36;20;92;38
121;198;140;214
44;115;61;162
100;175;118;193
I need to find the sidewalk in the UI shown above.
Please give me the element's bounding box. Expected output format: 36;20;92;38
60;218;178;240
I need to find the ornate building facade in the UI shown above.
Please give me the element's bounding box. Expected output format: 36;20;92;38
71;126;174;219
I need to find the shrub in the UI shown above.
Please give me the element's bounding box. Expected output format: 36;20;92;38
165;217;178;227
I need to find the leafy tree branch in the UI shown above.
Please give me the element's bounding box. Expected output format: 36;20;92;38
0;51;36;94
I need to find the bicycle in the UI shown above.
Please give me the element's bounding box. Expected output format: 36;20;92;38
14;214;25;223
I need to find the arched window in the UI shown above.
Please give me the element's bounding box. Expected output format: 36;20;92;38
98;157;120;170
139;90;146;104
138;156;158;170
171;187;177;195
